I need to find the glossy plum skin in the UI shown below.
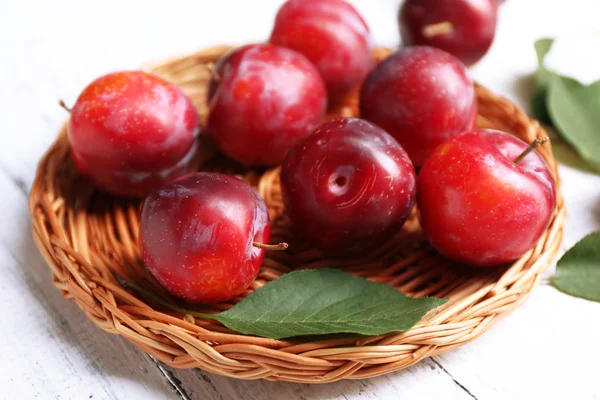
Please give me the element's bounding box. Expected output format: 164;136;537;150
270;0;374;99
139;172;270;304
281;118;416;254
399;0;498;66
207;44;327;166
68;71;200;197
360;46;477;167
417;129;556;267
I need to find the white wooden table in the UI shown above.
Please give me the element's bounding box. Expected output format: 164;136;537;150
2;1;600;399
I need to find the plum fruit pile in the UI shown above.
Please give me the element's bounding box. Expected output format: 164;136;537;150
65;0;554;304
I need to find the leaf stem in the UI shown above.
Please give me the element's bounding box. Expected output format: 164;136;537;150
252;241;289;251
514;136;549;164
59;99;71;113
122;280;217;320
422;21;454;38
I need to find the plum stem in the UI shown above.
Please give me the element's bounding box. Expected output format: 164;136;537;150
253;241;289;251
59;99;71;113
514;137;549;164
205;63;221;82
122;280;218;320
422;21;454;38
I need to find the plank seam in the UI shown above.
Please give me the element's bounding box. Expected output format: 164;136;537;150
149;356;194;400
0;163;28;197
431;358;479;400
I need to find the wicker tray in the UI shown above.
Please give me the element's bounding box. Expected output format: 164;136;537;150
29;46;565;383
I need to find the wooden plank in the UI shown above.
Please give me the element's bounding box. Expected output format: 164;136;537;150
1;0;600;399
0;171;183;399
162;358;476;400
434;284;600;400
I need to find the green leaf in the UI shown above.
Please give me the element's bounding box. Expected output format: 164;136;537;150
550;231;600;302
546;75;600;173
213;269;447;339
531;38;554;122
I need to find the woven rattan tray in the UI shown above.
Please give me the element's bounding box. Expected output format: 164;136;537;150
29;46;565;383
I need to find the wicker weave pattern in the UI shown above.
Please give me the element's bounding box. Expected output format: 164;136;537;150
29;47;565;383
